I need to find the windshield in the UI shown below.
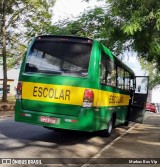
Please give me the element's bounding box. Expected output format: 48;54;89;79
25;38;92;77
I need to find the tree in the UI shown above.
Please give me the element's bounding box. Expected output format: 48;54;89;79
0;0;55;102
50;7;125;54
81;0;160;65
60;0;160;86
140;58;160;88
107;0;160;68
51;8;107;37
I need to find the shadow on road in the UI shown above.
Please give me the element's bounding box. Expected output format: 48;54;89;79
0;118;123;161
0;114;134;142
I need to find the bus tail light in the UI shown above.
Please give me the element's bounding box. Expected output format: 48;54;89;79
83;89;94;108
16;82;22;99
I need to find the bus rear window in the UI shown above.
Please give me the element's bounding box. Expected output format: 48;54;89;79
25;39;92;77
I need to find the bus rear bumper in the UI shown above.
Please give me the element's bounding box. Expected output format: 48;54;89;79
15;101;99;132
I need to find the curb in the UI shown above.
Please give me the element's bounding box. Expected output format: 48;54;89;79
81;114;150;167
81;123;138;167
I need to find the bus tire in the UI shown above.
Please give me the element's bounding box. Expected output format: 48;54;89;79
123;120;129;126
101;116;114;137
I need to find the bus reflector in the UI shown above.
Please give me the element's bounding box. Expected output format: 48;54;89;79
83;89;94;107
88;40;92;44
65;119;78;123
16;82;22;99
20;113;31;117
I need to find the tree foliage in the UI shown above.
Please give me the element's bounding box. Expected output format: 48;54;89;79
0;0;55;101
107;0;160;68
51;0;160;86
0;0;55;67
140;58;160;88
50;6;128;56
107;0;160;87
52;0;160;61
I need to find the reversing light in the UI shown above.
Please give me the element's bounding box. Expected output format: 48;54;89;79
83;89;94;108
20;113;31;117
64;119;78;123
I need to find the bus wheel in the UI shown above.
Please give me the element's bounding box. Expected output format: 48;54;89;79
123;120;129;126
101;116;114;137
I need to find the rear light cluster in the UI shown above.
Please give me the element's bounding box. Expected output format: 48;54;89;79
83;89;94;108
16;82;22;99
64;119;78;123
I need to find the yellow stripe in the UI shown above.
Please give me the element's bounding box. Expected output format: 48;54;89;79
97;90;130;106
22;82;130;107
22;82;89;106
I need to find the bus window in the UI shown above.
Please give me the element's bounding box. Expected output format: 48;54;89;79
100;53;107;85
124;71;130;90
117;67;124;89
100;52;116;87
130;78;134;90
25;40;92;77
106;59;116;87
135;77;148;94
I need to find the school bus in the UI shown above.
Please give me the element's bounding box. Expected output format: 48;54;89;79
15;35;148;136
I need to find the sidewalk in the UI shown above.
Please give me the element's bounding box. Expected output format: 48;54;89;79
83;112;160;167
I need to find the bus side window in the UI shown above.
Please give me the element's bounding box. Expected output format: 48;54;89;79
100;53;107;85
124;71;130;90
106;60;116;87
130;79;134;90
117;67;124;89
100;51;116;87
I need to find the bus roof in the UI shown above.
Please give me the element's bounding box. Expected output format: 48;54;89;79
35;35;93;43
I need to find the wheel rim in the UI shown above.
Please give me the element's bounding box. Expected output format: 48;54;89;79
108;119;113;134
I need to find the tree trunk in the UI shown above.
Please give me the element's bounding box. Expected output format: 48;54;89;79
1;1;8;102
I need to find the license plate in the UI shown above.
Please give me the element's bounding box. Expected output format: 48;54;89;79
40;116;58;124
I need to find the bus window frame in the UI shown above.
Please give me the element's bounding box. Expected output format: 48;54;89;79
100;51;117;88
100;50;134;92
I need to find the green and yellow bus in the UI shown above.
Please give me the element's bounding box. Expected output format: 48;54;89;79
15;35;148;136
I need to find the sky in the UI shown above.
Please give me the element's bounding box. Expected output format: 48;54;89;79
123;52;146;76
52;0;106;23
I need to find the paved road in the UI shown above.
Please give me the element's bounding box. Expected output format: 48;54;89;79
0;115;137;166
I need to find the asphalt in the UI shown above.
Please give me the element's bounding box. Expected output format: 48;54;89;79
82;112;160;167
0;111;159;167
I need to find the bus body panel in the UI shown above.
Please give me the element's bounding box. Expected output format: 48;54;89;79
20;79;98;116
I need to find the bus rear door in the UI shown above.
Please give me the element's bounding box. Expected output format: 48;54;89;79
129;76;149;123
